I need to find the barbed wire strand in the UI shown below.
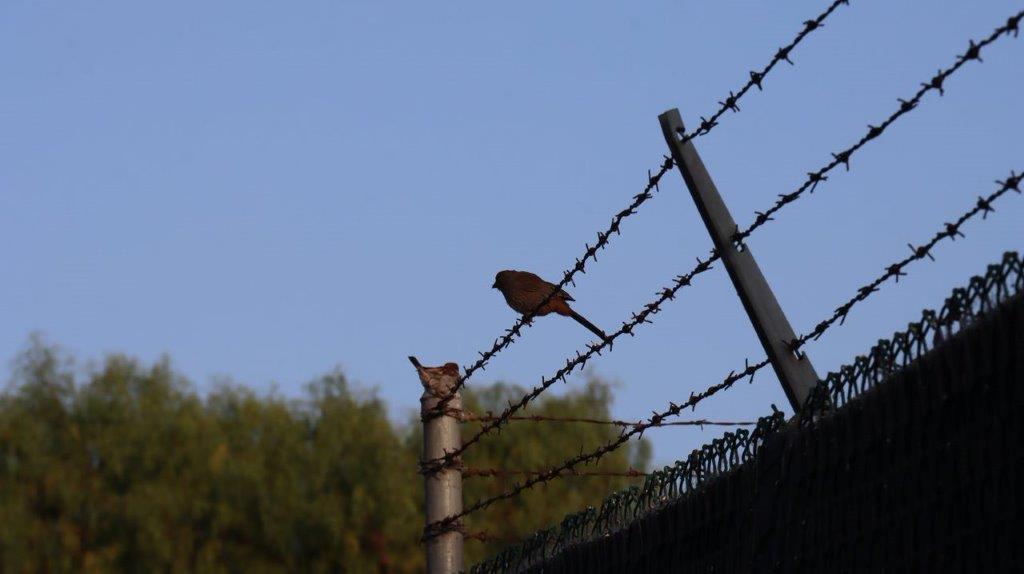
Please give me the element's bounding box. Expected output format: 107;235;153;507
430;155;673;420
424;8;1024;470
419;256;721;475
423;359;771;539
459;412;757;429
434;0;854;415
793;169;1022;350
423;163;1023;539
677;0;852;142
463;467;648;479
731;10;1023;247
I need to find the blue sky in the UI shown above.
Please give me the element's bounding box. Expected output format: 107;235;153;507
2;1;1021;467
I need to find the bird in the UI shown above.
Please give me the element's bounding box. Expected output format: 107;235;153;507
492;270;608;341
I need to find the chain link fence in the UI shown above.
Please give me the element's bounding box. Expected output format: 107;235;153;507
473;251;1023;572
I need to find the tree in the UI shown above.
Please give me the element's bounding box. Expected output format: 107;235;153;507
452;379;651;565
0;338;648;572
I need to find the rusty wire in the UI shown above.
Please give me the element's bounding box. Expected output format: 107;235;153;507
435;0;852;416
731;9;1024;248
459;412;757;429
424;8;1023;472
463;467;647;479
425;162;1023;539
792;169;1022;350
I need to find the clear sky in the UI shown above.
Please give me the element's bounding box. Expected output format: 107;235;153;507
2;1;1021;467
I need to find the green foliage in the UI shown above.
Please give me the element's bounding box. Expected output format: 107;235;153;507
455;380;651;565
0;339;648;572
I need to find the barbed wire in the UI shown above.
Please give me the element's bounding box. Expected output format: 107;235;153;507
430;156;674;420
731;9;1023;247
463;467;647;479
424;8;1024;470
418;255;722;476
422;359;771;539
425;161;1023;539
433;0;853;416
793;169;1022;350
459;412;757;429
675;0;852;142
473;253;1021;571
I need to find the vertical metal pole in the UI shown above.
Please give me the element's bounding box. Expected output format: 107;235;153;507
658;109;818;411
410;357;464;574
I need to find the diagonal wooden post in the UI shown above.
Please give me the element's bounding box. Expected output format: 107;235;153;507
659;108;819;411
410;356;464;574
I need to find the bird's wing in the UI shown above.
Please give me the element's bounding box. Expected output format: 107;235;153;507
524;271;574;301
543;281;573;301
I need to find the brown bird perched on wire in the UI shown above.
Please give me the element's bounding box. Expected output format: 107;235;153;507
492;270;608;341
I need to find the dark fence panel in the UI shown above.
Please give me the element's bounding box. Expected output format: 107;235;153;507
473;252;1023;573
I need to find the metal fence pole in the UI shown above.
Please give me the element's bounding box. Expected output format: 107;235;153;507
410;356;464;574
658;108;819;412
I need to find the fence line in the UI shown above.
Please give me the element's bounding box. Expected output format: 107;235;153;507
471;251;1023;571
424;164;1022;537
421;360;771;539
423;10;1023;475
469;410;789;572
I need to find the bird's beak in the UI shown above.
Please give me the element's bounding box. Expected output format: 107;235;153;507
491;282;498;289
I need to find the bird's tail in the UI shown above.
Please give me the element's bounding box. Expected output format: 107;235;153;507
569;310;608;342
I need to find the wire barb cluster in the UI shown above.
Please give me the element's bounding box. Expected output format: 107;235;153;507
436;0;854;416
